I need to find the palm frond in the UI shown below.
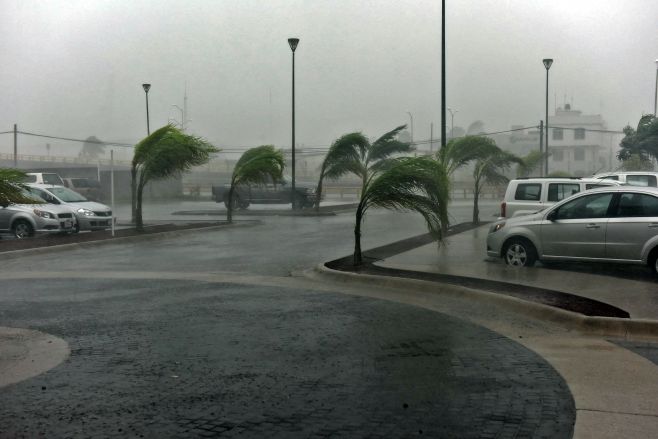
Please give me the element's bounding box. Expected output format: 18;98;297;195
436;135;497;176
0;168;39;206
233;145;285;187
367;125;413;164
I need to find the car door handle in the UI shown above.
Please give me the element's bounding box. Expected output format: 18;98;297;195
585;224;600;229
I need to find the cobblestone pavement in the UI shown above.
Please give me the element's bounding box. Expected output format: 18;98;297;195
0;278;574;438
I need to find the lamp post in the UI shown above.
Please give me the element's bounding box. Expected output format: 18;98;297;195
654;59;657;116
288;38;299;210
142;83;151;136
406;111;414;144
543;59;553;176
447;107;458;139
441;0;446;149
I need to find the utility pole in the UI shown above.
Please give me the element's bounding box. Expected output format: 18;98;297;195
539;120;544;177
441;0;447;149
13;124;17;167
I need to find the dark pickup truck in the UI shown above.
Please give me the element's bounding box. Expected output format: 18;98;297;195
211;179;319;209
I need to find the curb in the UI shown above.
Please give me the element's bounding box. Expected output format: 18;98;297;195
309;264;658;340
0;221;260;261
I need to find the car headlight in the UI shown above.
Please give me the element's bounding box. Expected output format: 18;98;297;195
490;222;506;233
33;209;54;219
77;208;95;216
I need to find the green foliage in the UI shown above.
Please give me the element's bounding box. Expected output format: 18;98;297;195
132;125;219;230
435;135;496;177
617;115;658;162
0;168;38;206
227;145;284;222
516;150;550;178
619;153;655;171
315;125;413;211
79;136;105;160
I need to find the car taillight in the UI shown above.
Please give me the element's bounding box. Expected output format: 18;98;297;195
501;202;506;217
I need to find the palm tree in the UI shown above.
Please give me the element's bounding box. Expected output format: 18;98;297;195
0;168;40;207
516;150;549;178
354;156;449;265
435;135;495;177
315;125;414;210
471;141;521;224
227;145;284;223
133;125;218;231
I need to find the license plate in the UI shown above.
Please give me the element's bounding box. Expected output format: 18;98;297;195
62;220;73;229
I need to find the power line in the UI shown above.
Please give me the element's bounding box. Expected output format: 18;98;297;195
551;126;624;134
17;131;135;147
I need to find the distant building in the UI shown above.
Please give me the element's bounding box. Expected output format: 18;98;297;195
547;104;609;176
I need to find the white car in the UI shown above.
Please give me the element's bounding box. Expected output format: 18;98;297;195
26;184;113;232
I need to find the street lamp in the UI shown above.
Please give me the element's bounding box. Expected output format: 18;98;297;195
406;111;414;144
447;107;458;139
288;37;299;210
654;59;658;116
142;83;151;136
543;59;553;176
441;0;446;149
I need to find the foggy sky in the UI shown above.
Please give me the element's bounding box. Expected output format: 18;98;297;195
2;0;657;156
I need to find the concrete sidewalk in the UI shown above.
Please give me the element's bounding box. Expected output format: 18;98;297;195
376;225;658;320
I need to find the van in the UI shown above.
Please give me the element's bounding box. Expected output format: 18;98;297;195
25;172;64;186
592;171;658;187
62;177;102;201
500;177;621;218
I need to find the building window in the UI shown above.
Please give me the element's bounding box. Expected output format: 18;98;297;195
552;150;564;162
574;148;585;161
574;128;585;140
552;128;563;140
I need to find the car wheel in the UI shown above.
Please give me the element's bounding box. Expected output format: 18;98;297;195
238;199;250;209
649;249;658;275
12;220;34;239
503;238;537;267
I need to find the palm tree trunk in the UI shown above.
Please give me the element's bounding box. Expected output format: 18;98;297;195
472;183;480;225
130;165;137;224
136;178;147;232
353;202;364;266
226;184;235;223
315;176;324;213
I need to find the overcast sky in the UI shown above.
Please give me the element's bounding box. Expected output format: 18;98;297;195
1;0;657;156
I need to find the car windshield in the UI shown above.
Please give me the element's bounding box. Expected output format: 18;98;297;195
46;186;88;202
20;188;45;203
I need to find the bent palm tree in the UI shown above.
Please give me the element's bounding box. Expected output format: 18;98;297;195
315;125;413;210
516;150;549;178
472;142;521;224
354;156;449;265
133;125;218;231
227;145;284;223
0;168;36;206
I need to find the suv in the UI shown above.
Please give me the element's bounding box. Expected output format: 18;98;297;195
592;171;658;187
26;184;112;232
500;177;621;218
487;186;658;274
0;189;76;238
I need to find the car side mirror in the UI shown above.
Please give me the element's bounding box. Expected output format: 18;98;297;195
547;210;557;221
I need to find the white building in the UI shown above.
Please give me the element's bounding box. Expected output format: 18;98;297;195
547;104;612;176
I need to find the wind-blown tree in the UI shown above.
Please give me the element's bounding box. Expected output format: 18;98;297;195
516;150;550;178
617;115;658;163
227;145;284;223
79;136;105;160
315;125;414;211
0;168;38;206
354;156;449;265
435;135;496;178
133;125;218;231
471;142;522;224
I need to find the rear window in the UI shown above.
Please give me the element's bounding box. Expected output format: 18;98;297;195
24;175;37;183
585;183;613;189
547;183;579;202
71;178;89;187
42;174;63;185
514;183;541;201
626;175;657;187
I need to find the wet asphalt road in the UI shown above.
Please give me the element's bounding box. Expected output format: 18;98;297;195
0;203;575;438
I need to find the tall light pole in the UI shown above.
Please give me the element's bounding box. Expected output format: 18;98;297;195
288;37;299;210
543;59;553;176
406;111;414;144
654;59;658;116
142;83;151;135
441;0;446;149
447;107;458;138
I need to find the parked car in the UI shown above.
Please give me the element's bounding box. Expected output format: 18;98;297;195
487;186;658;274
26;184;112;232
0;189;76;238
592;171;658;187
24;172;64;186
211;177;320;209
499;177;621;218
62;177;102;201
